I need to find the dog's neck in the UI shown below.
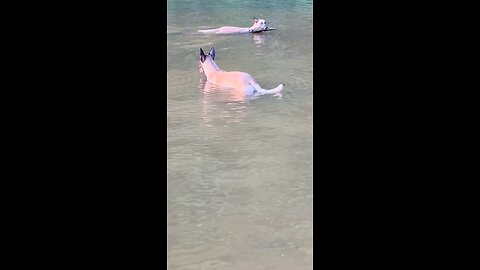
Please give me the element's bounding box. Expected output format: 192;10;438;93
200;56;222;78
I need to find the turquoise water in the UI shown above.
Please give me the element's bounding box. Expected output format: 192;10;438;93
167;1;313;269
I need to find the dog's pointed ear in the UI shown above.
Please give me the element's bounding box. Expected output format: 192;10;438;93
200;48;206;62
208;47;215;60
253;17;258;23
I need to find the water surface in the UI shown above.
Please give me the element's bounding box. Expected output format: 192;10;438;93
167;1;313;269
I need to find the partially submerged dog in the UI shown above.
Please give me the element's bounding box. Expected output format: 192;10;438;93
198;17;274;34
199;47;284;97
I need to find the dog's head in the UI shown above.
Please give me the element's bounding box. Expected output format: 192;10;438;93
200;47;215;63
252;17;268;31
199;47;216;73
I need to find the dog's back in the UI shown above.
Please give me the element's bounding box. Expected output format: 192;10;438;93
199;47;284;97
198;26;249;34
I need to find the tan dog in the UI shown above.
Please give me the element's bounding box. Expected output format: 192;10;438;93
199;47;284;97
198;17;270;34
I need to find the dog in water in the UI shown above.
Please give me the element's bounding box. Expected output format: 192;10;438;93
198;17;271;34
199;47;284;98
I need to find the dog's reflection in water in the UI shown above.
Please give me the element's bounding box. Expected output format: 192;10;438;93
252;33;265;45
198;78;254;127
198;77;257;103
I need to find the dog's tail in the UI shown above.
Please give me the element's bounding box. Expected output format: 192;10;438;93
259;84;285;94
250;80;284;95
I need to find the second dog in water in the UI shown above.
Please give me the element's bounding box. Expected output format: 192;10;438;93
198;17;272;34
199;47;284;97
